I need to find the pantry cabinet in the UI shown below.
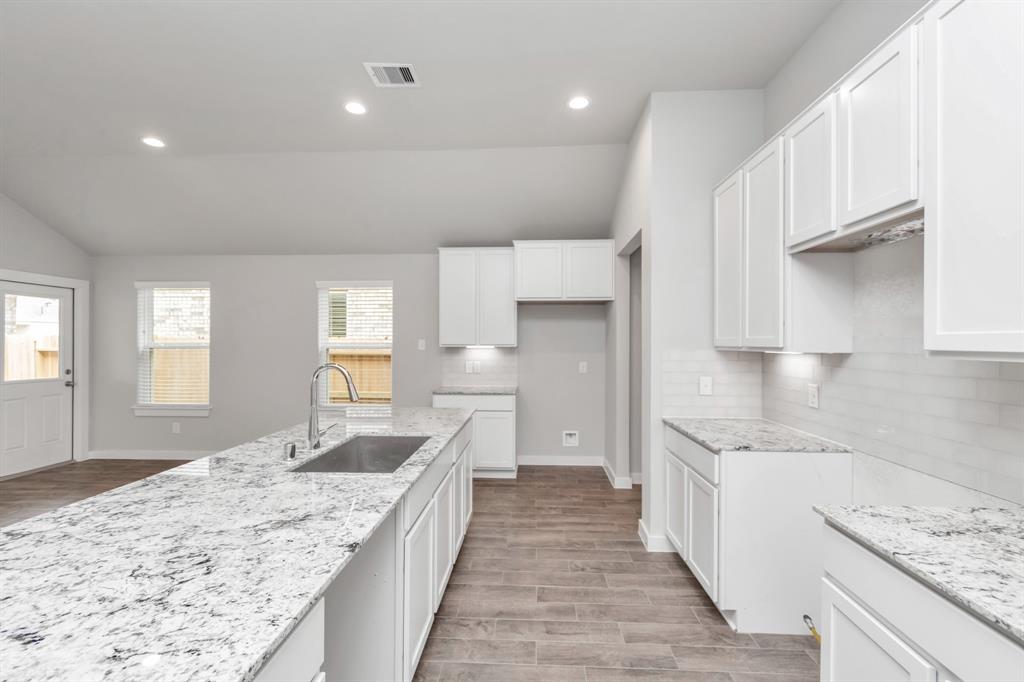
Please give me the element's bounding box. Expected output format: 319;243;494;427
438;247;516;347
921;0;1024;354
785;94;837;247
514;240;614;301
742;137;784;348
837;26;919;227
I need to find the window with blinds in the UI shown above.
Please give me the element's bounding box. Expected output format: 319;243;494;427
317;282;393;405
136;283;210;407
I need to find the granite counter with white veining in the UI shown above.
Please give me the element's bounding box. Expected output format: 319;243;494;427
433;385;518;396
817;505;1024;645
663;417;851;453
0;406;473;682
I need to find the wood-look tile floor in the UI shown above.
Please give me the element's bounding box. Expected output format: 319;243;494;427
0;459;187;527
416;465;820;682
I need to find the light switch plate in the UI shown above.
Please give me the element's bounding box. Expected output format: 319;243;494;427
808;383;820;409
473;360;482;373
417;338;426;351
172;422;181;434
578;361;588;374
465;360;474;374
699;376;713;396
562;431;580;447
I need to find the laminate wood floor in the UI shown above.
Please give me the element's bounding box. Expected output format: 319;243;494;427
0;459;187;527
416;465;820;682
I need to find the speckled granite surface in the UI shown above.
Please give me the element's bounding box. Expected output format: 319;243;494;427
0;406;472;682
434;385;518;395
663;417;851;453
817;506;1024;645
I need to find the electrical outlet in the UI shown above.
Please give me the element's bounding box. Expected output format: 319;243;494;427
562;430;580;447
465;360;474;374
699;376;713;396
578;361;588;374
172;422;181;434
417;338;426;351
808;383;820;409
473;360;482;373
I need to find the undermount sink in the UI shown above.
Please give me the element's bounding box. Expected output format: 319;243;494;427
291;435;430;474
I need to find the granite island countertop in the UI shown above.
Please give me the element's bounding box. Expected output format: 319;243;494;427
663;417;851;453
433;385;518;396
0;406;473;682
817;505;1024;646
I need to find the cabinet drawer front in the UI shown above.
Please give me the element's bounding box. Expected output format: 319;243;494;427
432;394;516;412
665;427;719;485
403;443;452;532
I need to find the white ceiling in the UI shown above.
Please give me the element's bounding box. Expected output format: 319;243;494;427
0;0;838;254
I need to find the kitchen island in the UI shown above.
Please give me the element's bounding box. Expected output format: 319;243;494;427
0;406;473;682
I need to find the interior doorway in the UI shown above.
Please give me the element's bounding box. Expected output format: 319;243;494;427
0;280;75;477
628;247;642;484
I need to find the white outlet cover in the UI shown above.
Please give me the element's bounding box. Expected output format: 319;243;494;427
578;361;588;374
699;376;713;396
808;383;820;409
562;431;580;447
473;360;482;373
172;421;181;434
465;360;474;374
417;338;426;351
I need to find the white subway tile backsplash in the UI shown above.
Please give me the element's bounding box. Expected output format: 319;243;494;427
661;348;762;418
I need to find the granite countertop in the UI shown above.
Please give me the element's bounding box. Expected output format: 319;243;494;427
817;506;1024;645
663;417;851;454
433;385;518;396
0;406;473;682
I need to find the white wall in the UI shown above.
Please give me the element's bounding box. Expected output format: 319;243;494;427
90;254;443;454
762;0;928;135
629;249;642;478
0;192;91;280
763;238;1024;504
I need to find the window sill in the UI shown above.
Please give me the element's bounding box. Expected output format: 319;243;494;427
133;405;211;418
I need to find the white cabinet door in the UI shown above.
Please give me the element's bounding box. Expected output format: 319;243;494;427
564;241;614;300
464;440;473;524
477;249;517;346
822;578;938;682
922;0;1024;354
472;410;516;470
742;138;784;348
438;249;478;346
515;241;563;300
713;170;744;348
403;498;435;681
665;451;687;558
837;27;918;226
685;468;719;603
452;451;466;553
785;94;837;247
433;470;454;610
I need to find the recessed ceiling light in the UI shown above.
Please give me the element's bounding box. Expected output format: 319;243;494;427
141;136;165;148
567;96;590;110
345;101;368;115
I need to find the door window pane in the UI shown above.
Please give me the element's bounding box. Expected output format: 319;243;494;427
3;294;60;381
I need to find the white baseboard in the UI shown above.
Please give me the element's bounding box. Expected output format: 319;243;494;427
517;454;603;466
601;459;634;489
638;518;675;552
85;449;213;461
473;468;518;479
631;472;642;485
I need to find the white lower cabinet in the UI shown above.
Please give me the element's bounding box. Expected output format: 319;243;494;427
433;470;455;610
403;496;435;681
684;468;719;603
664;454;687;554
432;393;516;475
254;598;325;682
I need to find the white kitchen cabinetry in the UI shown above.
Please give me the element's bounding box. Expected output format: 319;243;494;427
433;471;454;609
403;497;435;681
438;248;516;347
433;393;517;476
713;170;744;348
837;26;919;227
785;94;837;247
742;137;785;348
514;240;614;301
821;526;1024;682
664;425;851;634
254;598;325;682
921;0;1024;355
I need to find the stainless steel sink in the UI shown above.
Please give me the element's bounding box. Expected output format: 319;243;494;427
291;435;430;473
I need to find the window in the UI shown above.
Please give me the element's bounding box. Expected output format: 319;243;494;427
317;282;393;405
135;283;210;416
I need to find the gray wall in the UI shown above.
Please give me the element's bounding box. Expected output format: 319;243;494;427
763;0;928;136
0;192;92;280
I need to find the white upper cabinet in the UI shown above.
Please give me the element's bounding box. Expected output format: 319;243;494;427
785;94;837;247
438;248;516;347
837;26;919;227
713;171;744;348
514;240;615;301
742;137;784;348
922;0;1024;354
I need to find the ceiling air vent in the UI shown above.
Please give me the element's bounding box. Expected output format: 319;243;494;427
363;63;420;88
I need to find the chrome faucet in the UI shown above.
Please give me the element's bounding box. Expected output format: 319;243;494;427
308;363;360;450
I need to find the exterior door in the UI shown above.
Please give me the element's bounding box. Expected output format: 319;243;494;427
1;281;74;477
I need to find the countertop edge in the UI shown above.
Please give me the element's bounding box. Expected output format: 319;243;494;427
662;417;852;454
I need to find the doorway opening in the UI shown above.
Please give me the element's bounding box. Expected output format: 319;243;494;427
628;247;642;485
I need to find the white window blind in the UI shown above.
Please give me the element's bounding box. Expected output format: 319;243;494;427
317;282;393;405
136;283;210;407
